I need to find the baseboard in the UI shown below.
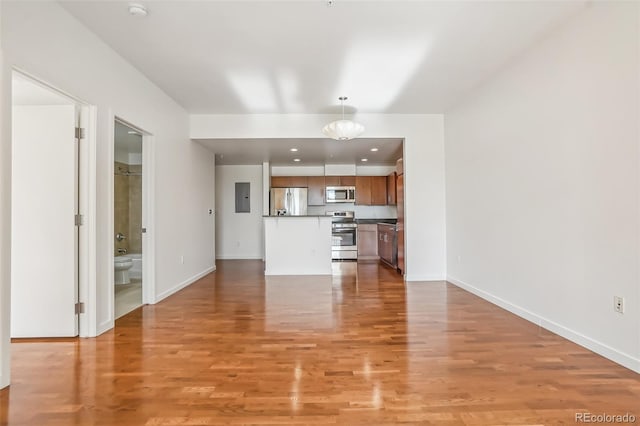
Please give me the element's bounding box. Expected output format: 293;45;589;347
96;319;113;336
154;266;215;303
0;373;9;389
405;274;447;282
447;275;640;374
216;255;263;260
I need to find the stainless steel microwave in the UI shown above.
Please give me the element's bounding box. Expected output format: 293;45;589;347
326;186;356;203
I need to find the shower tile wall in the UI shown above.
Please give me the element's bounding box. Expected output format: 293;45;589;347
128;164;142;253
114;161;142;256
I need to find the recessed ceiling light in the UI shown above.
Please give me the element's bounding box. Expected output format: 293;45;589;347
361;158;368;162
290;148;298;152
127;131;139;135
128;3;148;17
293;158;301;162
370;148;379;152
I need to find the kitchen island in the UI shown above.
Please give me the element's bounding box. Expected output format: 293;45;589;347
263;216;333;275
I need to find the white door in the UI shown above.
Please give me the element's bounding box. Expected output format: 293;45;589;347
11;104;78;337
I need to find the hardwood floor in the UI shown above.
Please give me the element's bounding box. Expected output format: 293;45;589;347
1;260;639;425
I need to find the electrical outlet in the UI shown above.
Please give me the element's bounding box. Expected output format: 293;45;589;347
236;241;241;247
180;255;184;264
614;296;624;314
457;255;462;264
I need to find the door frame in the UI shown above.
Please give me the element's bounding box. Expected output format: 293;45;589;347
11;68;97;338
110;115;156;319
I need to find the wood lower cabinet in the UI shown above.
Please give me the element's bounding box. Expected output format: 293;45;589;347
377;223;397;267
307;176;325;206
357;224;378;260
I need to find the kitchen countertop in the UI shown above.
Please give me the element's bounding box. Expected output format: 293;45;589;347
263;215;333;218
355;218;397;224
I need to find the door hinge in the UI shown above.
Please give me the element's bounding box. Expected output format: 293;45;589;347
75;302;85;314
74;214;84;226
75;127;86;139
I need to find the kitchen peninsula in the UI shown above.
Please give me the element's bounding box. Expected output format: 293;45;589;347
263;215;333;275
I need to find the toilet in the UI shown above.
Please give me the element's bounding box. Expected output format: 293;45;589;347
114;256;134;285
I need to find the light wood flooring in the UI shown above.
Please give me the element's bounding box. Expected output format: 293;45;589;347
1;260;639;425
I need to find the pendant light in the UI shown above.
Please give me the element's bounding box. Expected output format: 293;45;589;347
322;96;365;141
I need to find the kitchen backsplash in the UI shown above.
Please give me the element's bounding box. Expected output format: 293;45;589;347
307;204;397;219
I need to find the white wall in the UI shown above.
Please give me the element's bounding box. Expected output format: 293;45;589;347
0;0;12;389
1;2;215;337
215;165;264;259
445;2;640;372
271;165;325;176
192;113;446;281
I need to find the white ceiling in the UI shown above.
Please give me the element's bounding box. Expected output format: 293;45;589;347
195;137;403;166
59;0;586;115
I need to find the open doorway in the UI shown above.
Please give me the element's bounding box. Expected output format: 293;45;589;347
113;120;145;319
10;71;86;337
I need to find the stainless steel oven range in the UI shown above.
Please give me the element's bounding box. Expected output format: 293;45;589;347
328;211;357;261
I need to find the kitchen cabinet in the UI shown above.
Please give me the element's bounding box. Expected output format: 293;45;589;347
355;176;372;205
371;176;387;205
340;175;355;186
396;173;405;275
386;172;397;205
357;224;378;260
325;176;355;187
377;223;397;267
271;176;309;187
355;176;387;206
307;176;325;206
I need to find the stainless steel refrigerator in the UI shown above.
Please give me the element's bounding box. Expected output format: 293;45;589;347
270;188;308;216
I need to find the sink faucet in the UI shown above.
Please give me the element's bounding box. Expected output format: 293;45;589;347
117;248;127;254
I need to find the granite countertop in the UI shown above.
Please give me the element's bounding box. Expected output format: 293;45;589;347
356;218;397;224
263;215;333;218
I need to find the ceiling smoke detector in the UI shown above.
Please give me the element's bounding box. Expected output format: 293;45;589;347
128;3;148;17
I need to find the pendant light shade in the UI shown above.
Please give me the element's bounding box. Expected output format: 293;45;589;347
322;97;364;140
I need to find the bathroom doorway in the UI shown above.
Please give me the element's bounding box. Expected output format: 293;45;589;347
113;120;145;319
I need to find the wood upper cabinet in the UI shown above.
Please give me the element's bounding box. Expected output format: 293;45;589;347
386;172;397;205
324;176;340;186
307;176;325;206
325;176;355;187
356;176;387;205
355;176;372;205
371;176;387;205
396;173;405;275
271;176;308;187
340;176;355;186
